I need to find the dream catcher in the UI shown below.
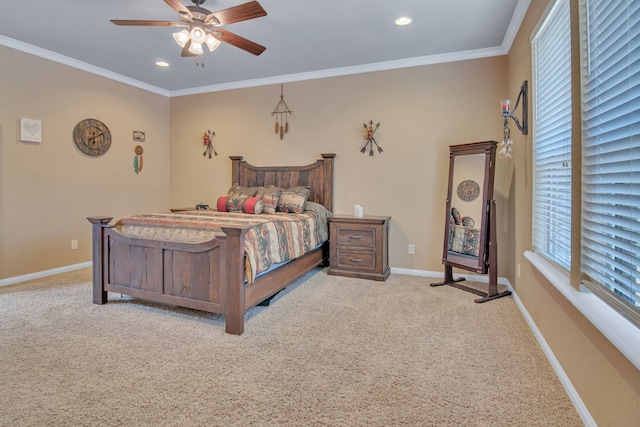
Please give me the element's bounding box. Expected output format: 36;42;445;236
361;120;383;156
202;129;218;158
134;145;144;174
271;84;292;140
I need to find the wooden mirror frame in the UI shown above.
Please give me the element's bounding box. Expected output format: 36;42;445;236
431;140;511;303
442;141;496;273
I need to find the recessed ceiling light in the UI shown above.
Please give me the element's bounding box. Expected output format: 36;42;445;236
395;17;412;26
156;61;170;67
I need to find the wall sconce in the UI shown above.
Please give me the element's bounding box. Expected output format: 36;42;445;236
500;80;528;135
499;81;528;159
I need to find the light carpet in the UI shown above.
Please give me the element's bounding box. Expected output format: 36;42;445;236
0;268;582;426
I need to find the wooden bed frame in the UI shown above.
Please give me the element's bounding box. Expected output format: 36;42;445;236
88;153;335;335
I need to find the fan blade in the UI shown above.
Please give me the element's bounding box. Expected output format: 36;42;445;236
213;28;266;55
164;0;193;20
206;1;267;26
111;20;183;27
181;40;197;57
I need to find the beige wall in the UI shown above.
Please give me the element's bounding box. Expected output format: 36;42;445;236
2;44;512;278
170;58;512;273
0;46;171;278
507;0;640;425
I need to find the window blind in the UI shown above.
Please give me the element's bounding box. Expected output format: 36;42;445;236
581;0;640;322
532;0;573;270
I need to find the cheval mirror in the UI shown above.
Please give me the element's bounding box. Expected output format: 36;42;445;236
430;141;511;302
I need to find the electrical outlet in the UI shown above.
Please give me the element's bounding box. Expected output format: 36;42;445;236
517;263;521;278
408;244;415;255
71;240;78;250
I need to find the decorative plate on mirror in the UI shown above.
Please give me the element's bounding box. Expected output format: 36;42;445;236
457;180;480;201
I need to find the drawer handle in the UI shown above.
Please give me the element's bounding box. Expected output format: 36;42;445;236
348;235;364;240
349;258;364;263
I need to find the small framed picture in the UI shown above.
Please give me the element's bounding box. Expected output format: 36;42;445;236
20;118;42;143
133;130;145;142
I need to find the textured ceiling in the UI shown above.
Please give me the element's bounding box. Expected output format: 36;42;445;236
0;0;528;95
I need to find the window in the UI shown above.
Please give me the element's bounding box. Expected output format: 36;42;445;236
581;0;640;324
532;0;573;270
532;0;640;326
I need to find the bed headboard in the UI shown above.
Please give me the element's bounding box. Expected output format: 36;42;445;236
230;153;336;213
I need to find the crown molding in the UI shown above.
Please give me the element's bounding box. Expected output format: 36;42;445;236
170;46;507;96
0;35;170;97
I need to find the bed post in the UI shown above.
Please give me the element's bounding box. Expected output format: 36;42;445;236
230;156;244;185
321;153;335;213
87;216;113;305
221;226;249;335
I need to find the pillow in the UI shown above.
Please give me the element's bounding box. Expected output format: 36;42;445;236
241;197;264;214
277;186;311;214
290;186;312;200
304;201;331;218
226;195;264;214
255;186;282;214
451;207;461;225
226;183;258;198
461;216;475;228
217;196;229;212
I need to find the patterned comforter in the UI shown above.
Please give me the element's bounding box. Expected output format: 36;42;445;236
113;209;330;284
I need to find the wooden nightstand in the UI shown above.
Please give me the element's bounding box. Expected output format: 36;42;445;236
327;215;391;281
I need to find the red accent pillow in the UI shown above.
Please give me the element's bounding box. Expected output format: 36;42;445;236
241;197;264;214
220;195;264;214
217;196;229;212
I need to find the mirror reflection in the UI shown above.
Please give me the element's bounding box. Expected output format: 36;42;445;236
447;153;485;260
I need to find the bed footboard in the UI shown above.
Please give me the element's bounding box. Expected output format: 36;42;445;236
87;216;249;334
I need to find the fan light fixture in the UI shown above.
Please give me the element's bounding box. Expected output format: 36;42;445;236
190;26;206;43
205;33;221;52
189;41;204;55
172;30;190;48
173;28;221;54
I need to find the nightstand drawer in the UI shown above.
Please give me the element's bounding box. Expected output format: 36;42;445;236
335;227;375;248
335;249;376;271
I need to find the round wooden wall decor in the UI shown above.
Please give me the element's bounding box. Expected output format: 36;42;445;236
457;180;480;201
73;118;111;156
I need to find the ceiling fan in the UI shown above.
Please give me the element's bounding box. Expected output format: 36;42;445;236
111;0;267;58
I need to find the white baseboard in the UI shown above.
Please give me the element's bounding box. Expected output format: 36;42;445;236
509;285;596;426
0;261;92;287
390;266;595;427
